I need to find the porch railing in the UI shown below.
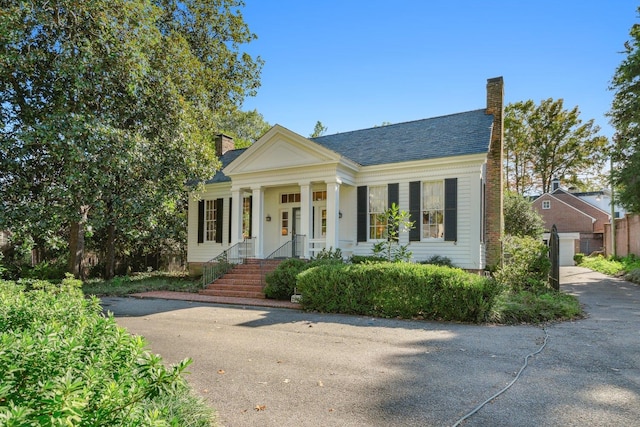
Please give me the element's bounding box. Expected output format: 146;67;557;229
265;234;306;260
201;238;255;287
258;235;306;286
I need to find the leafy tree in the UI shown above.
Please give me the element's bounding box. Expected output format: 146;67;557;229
215;109;271;149
0;0;262;278
371;203;415;262
504;99;608;195
503;192;544;238
609;16;640;212
374;121;393;127
310;120;328;138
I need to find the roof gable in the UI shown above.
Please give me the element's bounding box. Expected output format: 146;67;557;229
533;193;596;222
310;109;494;166
551;189;610;219
223;125;348;177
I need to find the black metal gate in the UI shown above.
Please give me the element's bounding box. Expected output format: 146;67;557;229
549;224;560;291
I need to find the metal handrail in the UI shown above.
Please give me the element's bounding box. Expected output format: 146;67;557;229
259;235;306;287
201;238;255;287
265;234;306;260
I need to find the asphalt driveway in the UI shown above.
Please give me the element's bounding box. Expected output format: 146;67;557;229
105;267;640;426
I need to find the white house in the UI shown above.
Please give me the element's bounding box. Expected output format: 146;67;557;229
187;77;504;274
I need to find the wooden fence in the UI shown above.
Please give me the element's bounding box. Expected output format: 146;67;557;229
604;214;640;258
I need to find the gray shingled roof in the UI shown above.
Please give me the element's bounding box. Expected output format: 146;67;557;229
310;109;494;166
206;109;494;182
205;148;247;183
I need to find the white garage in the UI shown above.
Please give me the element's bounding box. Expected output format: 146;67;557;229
544;232;580;266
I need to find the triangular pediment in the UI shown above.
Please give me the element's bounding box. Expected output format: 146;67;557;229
223;125;345;176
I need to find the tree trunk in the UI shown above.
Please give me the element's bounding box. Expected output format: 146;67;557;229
68;221;80;277
106;223;116;280
68;207;89;279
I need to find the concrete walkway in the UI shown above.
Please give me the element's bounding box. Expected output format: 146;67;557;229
107;267;640;426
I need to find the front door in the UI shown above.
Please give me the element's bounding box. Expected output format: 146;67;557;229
292;207;301;257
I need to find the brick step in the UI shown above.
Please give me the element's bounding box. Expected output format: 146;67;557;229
200;259;284;298
205;283;264;292
226;266;278;274
200;288;265;299
211;278;263;287
221;273;266;281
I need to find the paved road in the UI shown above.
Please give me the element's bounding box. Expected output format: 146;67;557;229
105;267;640;426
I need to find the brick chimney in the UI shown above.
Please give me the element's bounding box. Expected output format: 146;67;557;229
485;77;504;268
215;134;234;157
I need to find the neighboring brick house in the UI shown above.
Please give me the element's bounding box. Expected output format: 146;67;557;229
532;180;613;264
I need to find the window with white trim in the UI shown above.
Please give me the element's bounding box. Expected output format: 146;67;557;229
422;181;444;239
369;185;387;239
313;191;327;201
542;200;551;210
281;193;301;203
205;200;217;241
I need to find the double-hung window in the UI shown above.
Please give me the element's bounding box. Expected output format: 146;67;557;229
205;200;218;241
197;198;223;244
409;178;456;242
369;185;387;239
422;181;444;239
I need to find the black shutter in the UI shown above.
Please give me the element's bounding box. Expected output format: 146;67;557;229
215;198;223;243
357;186;367;242
409;181;421;242
444;178;457;242
228;197;232;244
197;200;204;244
387;183;399;208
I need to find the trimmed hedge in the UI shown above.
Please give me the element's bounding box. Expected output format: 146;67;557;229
297;262;501;323
264;258;309;299
0;277;214;426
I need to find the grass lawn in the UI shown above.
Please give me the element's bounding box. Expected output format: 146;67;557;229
83;271;202;297
577;254;640;286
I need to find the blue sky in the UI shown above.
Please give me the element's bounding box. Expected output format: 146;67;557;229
240;1;638;140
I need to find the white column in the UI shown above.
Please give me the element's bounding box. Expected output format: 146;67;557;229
230;188;243;245
299;182;312;258
251;187;264;258
326;180;341;250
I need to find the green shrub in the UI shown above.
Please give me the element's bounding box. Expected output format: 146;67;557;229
419;255;455;268
503;191;544;238
0;277;214;426
621;254;640;273
573;252;585;265
625;268;640;285
83;272;201;297
264;258;309;300
22;258;68;280
297;262;502;323
580;255;624;275
313;247;343;260
0;251;6;278
494;235;551;292
349;255;386;264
